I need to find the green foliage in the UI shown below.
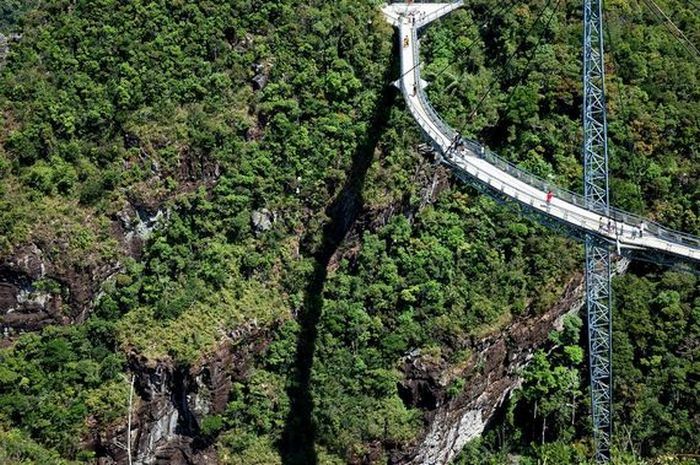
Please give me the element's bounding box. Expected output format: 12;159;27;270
200;415;224;438
0;323;126;456
611;271;699;457
508;314;585;446
218;430;282;465
0;0;697;463
0;1;37;32
0;424;79;465
117;279;288;364
84;378;130;425
447;377;466;399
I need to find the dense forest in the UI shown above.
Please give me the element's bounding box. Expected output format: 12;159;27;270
0;0;697;464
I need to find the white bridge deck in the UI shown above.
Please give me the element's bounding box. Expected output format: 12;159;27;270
383;2;700;263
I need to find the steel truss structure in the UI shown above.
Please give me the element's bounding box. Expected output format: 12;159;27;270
583;0;613;459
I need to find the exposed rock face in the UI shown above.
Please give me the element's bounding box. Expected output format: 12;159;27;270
251;62;269;90
392;259;630;465
252;208;276;234
93;323;271;465
0;94;226;336
117;206;168;246
0;33;7;61
0;32;22;64
390;274;586;465
252;73;268;91
0;244;70;337
0;154;218;338
0;206;135;336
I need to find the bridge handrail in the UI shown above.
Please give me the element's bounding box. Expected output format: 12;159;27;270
406;24;700;251
446;150;698;257
414;1;464;27
457;140;700;249
411;29;457;141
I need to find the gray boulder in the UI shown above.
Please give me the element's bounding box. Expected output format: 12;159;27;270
251;208;275;234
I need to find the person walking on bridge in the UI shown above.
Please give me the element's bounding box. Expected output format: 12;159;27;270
546;190;554;204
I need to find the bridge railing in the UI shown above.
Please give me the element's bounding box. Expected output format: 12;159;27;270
447;153;699;258
411;29;457;142
407;86;453;150
415;1;464;28
405;29;699;251
453;139;700;249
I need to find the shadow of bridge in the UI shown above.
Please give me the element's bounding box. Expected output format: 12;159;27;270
279;51;399;465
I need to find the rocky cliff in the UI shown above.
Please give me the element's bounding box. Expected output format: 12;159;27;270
392;259;629;465
91;323;271;465
0;203;157;338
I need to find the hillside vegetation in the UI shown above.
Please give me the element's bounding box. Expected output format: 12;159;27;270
0;0;697;464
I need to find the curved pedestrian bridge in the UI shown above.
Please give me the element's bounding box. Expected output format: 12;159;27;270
382;2;700;264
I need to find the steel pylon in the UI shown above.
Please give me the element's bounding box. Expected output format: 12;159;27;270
582;0;613;460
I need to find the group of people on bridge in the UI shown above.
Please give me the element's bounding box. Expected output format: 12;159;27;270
545;189;648;240
446;131;655;246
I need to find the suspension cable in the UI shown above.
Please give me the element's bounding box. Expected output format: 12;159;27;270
396;0;520;84
602;5;647;203
686;0;700;13
499;0;564;113
603;7;635;151
449;0;560;146
638;0;700;58
426;0;521;83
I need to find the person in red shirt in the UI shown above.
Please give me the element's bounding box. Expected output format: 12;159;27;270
546;190;554;204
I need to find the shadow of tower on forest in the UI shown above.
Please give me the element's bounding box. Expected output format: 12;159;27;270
279;51;399;465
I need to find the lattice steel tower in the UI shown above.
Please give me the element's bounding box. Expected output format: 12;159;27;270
582;0;613;460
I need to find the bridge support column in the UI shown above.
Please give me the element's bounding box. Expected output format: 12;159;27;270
585;238;613;462
582;0;613;457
